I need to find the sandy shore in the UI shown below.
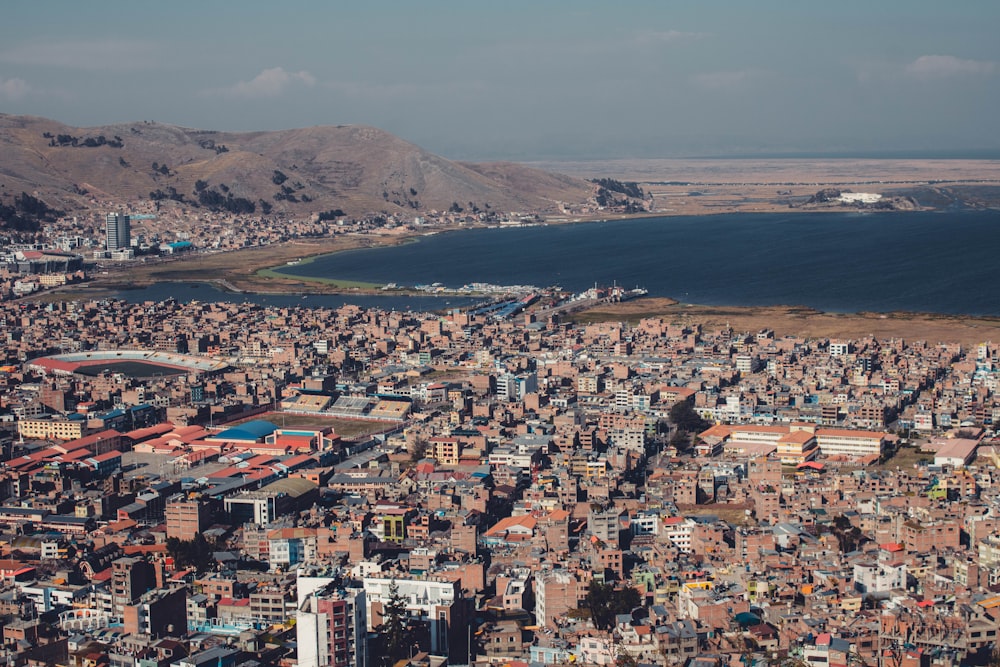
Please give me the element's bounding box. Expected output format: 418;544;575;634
574;298;1000;347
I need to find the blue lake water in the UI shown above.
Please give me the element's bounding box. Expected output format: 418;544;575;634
270;210;1000;316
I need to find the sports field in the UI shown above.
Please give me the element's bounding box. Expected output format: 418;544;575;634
74;360;188;378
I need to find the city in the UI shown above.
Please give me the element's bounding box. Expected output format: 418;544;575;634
0;210;999;666
2;4;1000;667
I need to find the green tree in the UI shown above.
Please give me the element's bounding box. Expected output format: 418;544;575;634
670;429;692;452
380;580;408;663
584;582;641;631
669;400;709;433
166;533;216;572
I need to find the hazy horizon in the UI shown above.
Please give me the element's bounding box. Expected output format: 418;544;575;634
2;2;999;161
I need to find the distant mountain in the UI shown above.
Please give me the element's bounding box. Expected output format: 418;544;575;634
0;114;593;218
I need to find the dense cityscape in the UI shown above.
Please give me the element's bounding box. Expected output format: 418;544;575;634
0;205;999;667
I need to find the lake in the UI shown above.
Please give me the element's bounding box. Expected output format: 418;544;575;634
271;210;1000;316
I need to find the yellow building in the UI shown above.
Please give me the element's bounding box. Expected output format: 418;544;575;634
776;430;818;465
18;418;86;441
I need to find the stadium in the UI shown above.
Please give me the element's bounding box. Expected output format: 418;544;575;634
25;350;230;379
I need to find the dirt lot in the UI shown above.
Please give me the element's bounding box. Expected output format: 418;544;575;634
227;412;388;440
532;157;1000;216
575;297;1000;346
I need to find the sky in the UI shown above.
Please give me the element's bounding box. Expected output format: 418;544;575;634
2;1;999;160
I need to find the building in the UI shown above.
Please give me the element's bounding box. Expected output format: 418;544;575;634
535;569;584;630
297;581;368;667
815;428;887;458
223;477;318;527
853;560;906;599
106;212;131;252
122;586;187;638
775;430;818;465
17;417;87;441
363;577;466;659
112;557;157;620
165;494;211;541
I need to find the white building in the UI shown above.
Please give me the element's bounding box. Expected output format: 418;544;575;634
853;560;906;598
297;583;368;667
815;428;886;458
362;577;463;657
661;517;697;553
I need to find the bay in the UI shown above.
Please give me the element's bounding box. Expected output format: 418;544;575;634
274;211;1000;316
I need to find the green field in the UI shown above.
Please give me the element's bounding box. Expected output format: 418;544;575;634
255;248;386;289
256;265;382;290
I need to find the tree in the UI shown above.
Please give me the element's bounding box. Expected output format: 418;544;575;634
584;581;641;631
166;533;216;572
380;580;409;663
669;400;709;433
670;429;691;452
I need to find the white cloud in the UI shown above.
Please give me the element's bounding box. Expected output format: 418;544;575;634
0;40;159;72
218;67;317;98
905;55;996;78
0;77;29;100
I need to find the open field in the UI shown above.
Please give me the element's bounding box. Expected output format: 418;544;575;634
573;297;1000;347
227;412;389;440
82;232;419;295
533;157;1000;216
877;446;933;471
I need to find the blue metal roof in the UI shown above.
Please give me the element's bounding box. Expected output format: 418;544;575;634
215;419;277;441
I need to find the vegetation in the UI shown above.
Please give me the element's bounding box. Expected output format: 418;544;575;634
0;192;64;232
667;399;710;453
165;534;217;572
377;580;411;664
46;133;123;148
583;581;642;630
195;183;257;214
670;399;709;433
149;186;186;203
595;188;645;212
591;178;644;199
198;138;229;153
317;209;346;221
255;264;381;290
274;185;298;202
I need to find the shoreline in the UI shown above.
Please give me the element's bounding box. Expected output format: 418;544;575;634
258;205;925;288
572;298;1000;347
67;208;1000;344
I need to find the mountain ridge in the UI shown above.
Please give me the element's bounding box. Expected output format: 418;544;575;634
0;114;594;219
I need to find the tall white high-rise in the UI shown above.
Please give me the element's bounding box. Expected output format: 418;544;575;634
105;212;131;251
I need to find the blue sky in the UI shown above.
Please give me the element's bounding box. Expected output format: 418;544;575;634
2;1;998;160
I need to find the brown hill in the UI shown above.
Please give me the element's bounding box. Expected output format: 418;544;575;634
0;114;593;218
